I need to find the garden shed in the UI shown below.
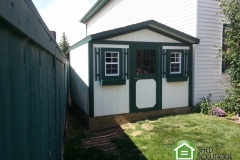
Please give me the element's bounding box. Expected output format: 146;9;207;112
70;20;200;130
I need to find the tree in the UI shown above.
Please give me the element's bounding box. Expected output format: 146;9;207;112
59;32;70;60
219;0;240;113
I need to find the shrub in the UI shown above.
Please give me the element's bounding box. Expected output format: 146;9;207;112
195;94;213;114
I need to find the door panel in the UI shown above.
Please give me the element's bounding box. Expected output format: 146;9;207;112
136;79;156;109
130;45;160;113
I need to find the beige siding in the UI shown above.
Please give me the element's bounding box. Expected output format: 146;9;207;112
195;0;228;104
107;29;180;43
87;0;196;37
93;44;129;117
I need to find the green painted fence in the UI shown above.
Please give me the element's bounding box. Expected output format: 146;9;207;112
0;0;69;160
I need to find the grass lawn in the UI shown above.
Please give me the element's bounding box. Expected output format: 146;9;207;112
64;107;240;160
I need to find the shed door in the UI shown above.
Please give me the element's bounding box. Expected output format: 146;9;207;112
130;45;160;113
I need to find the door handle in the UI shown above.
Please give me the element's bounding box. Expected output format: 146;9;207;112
134;77;139;80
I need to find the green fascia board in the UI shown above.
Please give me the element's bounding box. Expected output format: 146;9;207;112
69;36;91;51
80;0;110;23
70;20;200;51
100;79;126;86
91;20;200;44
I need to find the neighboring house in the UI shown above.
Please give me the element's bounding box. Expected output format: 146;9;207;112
70;0;227;130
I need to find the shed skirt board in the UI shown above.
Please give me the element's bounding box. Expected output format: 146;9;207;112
89;107;191;131
136;79;156;109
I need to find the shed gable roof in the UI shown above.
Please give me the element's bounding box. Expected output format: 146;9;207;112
70;20;200;50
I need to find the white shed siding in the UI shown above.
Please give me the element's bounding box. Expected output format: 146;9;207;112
87;0;196;37
93;44;129;117
162;79;189;109
70;44;89;85
107;29;180;43
195;0;228;104
70;43;89;114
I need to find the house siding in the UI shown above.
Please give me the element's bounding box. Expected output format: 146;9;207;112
87;0;196;37
195;0;228;104
70;43;89;114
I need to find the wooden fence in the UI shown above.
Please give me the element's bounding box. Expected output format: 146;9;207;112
0;0;69;159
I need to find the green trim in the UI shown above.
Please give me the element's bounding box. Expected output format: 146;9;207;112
91;20;199;44
93;40;191;46
130;45;160;113
88;42;94;118
70;36;91;51
100;79;126;86
166;77;188;82
100;48;123;80
188;46;193;108
80;0;110;23
159;45;162;110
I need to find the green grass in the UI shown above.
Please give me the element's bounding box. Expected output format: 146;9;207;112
64;111;240;160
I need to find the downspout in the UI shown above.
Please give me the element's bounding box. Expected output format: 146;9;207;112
86;23;87;36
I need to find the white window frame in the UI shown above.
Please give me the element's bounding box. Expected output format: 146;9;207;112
105;51;119;76
170;52;181;74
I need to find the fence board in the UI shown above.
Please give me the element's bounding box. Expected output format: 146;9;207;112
0;1;69;160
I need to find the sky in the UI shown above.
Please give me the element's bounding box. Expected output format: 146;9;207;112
32;0;97;45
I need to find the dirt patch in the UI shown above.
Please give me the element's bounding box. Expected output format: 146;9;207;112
120;123;136;130
141;124;154;130
140;146;147;149
131;131;142;137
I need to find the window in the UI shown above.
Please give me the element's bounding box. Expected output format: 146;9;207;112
136;49;156;75
222;24;230;73
98;48;126;86
105;52;119;76
166;49;187;82
170;52;181;74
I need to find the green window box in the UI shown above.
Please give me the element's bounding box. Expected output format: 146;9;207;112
100;79;126;86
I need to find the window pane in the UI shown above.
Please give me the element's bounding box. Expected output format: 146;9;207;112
106;69;111;74
150;67;156;74
112;53;118;57
174;63;180;68
171;58;175;62
112;64;118;69
143;67;149;75
150;59;156;66
176;58;180;62
106;58;111;62
150;50;156;57
112;58;118;62
174;68;180;72
137;67;143;75
106;64;111;69
106;53;111;57
144;59;149;66
144;50;149;58
176;54;180;57
171;53;175;57
137;50;143;57
137;59;141;66
112;69;118;74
